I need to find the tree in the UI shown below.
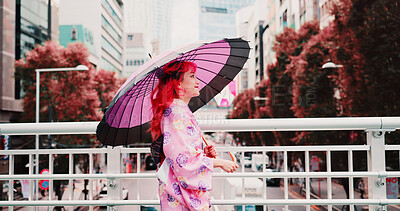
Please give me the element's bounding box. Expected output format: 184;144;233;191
15;41;124;147
228;89;257;146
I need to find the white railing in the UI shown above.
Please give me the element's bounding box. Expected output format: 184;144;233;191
0;117;400;211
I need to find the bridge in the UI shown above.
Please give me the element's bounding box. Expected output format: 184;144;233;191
1;117;400;211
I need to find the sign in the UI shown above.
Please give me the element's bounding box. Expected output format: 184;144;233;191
311;156;319;171
386;177;399;199
40;169;50;190
0;135;9;160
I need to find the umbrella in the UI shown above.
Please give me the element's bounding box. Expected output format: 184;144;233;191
96;38;250;146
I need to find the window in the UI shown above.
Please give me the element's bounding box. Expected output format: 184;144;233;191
71;26;78;40
101;15;122;42
128;35;133;40
201;6;227;14
282;10;288;29
101;36;122;61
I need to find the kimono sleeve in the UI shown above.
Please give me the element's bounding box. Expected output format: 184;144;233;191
162;108;214;191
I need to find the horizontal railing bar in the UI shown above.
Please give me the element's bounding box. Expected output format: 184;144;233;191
0;199;399;206
216;145;370;152
385;145;400;150
0;148;107;155
1;117;399;135
0;145;374;156
2;171;400;180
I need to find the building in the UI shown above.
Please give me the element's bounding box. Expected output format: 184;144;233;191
123;0;172;77
235;0;270;91
236;0;334;92
124;0;172;54
59;25;98;66
124;33;150;78
171;0;255;107
59;0;124;73
0;0;59;123
319;0;335;28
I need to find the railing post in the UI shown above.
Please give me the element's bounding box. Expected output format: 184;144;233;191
366;130;387;211
107;146;122;211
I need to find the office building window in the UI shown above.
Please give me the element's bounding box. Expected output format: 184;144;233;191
101;15;122;42
71;26;77;40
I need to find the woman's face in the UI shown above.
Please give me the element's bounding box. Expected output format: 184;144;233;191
179;67;200;100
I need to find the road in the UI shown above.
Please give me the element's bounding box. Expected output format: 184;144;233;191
9;167;400;211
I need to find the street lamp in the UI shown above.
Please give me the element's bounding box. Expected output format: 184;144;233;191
253;96;269;101
259;21;269;80
34;64;88;200
321;61;343;114
36;65;89;123
322;62;343;69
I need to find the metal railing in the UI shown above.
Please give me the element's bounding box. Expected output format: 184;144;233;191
0;117;400;211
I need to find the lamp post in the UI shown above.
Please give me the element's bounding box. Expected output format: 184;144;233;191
321;61;343;115
259;21;269;80
322;62;343;69
253;96;269;101
34;65;88;200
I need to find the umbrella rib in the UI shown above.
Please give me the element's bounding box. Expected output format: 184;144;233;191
128;71;154;146
108;74;146;126
195;66;227;79
196;77;225;95
108;71;151;146
177;52;249;59
138;70;156;143
190;58;247;69
183;46;250;55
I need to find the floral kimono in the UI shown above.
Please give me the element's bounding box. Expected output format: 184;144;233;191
158;99;214;210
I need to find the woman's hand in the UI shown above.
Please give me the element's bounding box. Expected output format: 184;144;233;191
204;145;218;158
213;159;239;173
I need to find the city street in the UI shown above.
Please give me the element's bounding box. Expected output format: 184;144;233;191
8;167;400;211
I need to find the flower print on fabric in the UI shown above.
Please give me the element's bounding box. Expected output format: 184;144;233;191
159;182;165;194
194;190;205;198
172;119;185;130
172;182;182;195
164;107;172;117
203;157;211;167
190;197;201;208
176;153;188;167
163;132;172;145
167;193;180;208
186;126;197;137
197;165;208;178
178;176;188;189
159;100;214;209
166;193;175;202
190;148;202;156
172;106;185;114
166;158;174;170
198;180;209;191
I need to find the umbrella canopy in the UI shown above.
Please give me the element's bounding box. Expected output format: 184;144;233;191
97;38;250;146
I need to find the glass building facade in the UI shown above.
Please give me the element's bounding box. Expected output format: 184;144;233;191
198;0;255;40
15;0;54;99
16;0;51;60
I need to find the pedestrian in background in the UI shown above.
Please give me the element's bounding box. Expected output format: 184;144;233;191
358;179;365;199
150;60;238;210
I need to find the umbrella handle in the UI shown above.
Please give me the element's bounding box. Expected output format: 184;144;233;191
202;136;236;163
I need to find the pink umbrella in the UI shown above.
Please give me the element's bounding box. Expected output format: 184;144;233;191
96;38;250;146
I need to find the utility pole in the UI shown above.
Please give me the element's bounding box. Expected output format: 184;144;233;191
259;21;269;80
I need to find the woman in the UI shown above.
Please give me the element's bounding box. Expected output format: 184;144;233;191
150;60;238;210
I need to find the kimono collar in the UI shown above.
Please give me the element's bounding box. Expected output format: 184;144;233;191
172;98;187;106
